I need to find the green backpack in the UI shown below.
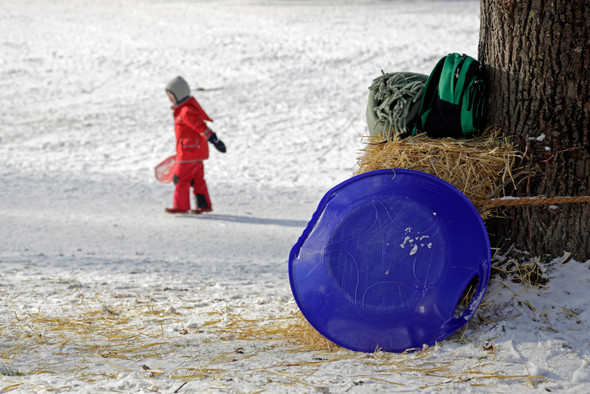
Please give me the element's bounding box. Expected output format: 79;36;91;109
413;53;486;138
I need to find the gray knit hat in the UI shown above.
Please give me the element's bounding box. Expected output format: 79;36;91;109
166;76;191;103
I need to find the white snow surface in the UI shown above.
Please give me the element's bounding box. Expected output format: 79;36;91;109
1;0;590;392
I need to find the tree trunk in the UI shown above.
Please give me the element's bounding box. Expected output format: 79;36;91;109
478;0;590;261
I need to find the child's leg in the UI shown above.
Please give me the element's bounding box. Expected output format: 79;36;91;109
172;162;196;211
192;161;212;209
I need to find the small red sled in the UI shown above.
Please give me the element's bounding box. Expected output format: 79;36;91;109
154;155;176;183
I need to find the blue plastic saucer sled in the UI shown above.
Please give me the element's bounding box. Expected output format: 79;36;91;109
289;169;491;353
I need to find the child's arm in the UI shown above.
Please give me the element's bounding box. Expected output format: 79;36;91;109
183;106;226;153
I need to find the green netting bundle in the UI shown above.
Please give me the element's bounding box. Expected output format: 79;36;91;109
366;72;427;139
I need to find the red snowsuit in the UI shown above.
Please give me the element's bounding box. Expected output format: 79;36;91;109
171;97;213;211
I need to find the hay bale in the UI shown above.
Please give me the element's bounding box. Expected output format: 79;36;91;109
355;131;521;219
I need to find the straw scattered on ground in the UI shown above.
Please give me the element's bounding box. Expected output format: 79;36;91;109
0;281;548;392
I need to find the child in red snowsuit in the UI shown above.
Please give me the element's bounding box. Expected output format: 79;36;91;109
165;76;226;214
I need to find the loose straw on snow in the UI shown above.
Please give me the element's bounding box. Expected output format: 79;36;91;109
1;297;547;391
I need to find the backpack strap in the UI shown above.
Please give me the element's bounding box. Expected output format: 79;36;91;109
462;77;485;133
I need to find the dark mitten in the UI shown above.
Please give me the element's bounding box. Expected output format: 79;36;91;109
208;132;226;153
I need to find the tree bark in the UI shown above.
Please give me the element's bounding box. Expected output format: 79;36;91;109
478;0;590;261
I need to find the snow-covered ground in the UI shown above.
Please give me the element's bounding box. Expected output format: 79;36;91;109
1;0;590;392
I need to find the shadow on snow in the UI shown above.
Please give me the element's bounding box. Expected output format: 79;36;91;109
181;213;308;228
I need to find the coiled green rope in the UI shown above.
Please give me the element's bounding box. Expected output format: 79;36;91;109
367;72;427;139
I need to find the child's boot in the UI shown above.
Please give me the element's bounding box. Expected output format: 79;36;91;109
165;207;189;214
191;194;212;214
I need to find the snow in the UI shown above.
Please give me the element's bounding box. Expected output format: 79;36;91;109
1;0;590;392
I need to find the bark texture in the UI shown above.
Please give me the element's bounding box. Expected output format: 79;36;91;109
478;0;590;260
